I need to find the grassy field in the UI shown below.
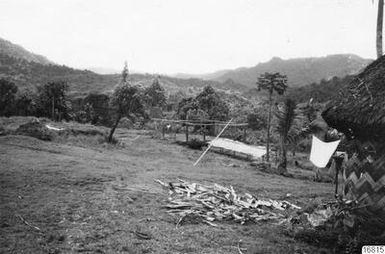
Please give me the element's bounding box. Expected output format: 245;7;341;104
0;118;335;253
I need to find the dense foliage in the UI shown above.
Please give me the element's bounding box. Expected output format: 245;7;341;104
285;76;353;103
0;79;18;116
144;78;167;107
34;81;70;120
177;86;229;122
73;93;112;125
0;78;71;120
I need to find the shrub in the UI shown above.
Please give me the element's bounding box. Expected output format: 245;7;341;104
15;121;55;141
0;126;6;136
186;138;207;150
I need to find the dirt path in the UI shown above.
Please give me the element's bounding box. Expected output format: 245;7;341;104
0;131;333;253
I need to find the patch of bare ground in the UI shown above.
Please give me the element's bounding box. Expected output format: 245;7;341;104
0;126;334;253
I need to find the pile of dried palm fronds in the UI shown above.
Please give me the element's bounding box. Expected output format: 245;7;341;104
155;179;301;226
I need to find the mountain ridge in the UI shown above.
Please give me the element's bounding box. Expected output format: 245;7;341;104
213;54;372;88
174;54;372;88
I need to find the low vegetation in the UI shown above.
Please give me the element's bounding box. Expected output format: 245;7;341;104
0;118;335;253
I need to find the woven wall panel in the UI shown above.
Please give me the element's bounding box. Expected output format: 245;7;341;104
343;149;385;211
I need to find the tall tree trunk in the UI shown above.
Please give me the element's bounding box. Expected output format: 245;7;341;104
377;0;384;58
266;91;272;162
51;96;55;121
108;115;121;143
278;138;287;174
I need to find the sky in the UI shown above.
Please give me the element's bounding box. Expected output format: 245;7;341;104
0;0;378;74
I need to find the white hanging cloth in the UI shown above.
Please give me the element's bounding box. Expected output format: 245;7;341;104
309;135;340;168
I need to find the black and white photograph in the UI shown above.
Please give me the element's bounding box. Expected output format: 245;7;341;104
0;0;384;253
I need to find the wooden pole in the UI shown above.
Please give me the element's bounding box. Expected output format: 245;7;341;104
162;121;165;139
266;90;272;162
193;118;233;166
334;155;344;198
185;124;189;142
202;123;206;141
52;96;55;121
173;124;177;141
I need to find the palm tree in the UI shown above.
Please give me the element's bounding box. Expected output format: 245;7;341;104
377;0;384;58
257;72;288;162
121;61;129;83
275;99;298;173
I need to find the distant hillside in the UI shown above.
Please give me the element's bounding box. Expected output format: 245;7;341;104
87;67;120;75
210;54;371;88
0;37;53;65
0;53;247;98
173;69;230;80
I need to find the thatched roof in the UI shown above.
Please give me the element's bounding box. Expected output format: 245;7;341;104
322;56;385;141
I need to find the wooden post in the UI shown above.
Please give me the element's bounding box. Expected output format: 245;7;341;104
51;96;55;121
243;127;247;142
202;123;206;141
185;124;189;142
154;121;158;137
333;155;344;197
173;124;177;141
161;121;165;139
275;149;278;165
266;90;272;162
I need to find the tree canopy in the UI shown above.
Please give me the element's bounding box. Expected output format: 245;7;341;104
0;78;18;116
257;72;288;95
144;78;167;107
35;81;70;120
177;85;229;122
195;85;229;121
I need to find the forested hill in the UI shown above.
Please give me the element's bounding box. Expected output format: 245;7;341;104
0;38;53;65
285;75;354;103
210;54;371;88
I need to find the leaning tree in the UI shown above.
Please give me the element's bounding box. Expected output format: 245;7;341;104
108;84;146;143
257;72;288;162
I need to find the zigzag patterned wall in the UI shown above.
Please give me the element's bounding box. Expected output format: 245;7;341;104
343;148;385;211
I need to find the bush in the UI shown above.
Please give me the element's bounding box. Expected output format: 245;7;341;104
15;121;55;141
186;138;207;150
0;126;6;136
